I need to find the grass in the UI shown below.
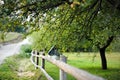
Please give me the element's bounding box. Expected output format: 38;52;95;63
44;52;120;80
0;32;22;42
0;54;47;80
0;52;120;80
5;32;22;41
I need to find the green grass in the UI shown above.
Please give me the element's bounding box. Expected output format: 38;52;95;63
0;52;120;80
0;32;22;42
5;32;22;41
44;52;120;80
0;54;46;80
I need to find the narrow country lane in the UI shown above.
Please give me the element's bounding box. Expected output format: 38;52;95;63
0;37;31;64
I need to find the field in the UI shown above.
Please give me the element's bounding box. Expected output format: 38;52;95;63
0;52;120;80
0;32;22;43
45;52;120;80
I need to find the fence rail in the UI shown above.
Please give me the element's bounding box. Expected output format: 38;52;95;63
30;50;105;80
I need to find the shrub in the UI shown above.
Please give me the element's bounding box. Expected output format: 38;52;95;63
19;44;32;58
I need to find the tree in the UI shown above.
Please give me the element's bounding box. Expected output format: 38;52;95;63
0;0;120;70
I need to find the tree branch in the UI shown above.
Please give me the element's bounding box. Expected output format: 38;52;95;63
103;36;114;49
107;0;120;10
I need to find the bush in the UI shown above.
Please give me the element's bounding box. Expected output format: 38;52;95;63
19;44;32;58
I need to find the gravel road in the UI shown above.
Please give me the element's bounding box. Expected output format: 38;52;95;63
0;37;31;64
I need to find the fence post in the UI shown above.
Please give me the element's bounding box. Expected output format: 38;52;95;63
60;55;67;80
41;52;45;69
36;51;39;69
32;50;35;62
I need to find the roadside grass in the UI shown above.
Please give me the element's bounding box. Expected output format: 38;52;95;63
44;52;120;80
0;54;47;80
0;32;22;42
5;32;23;41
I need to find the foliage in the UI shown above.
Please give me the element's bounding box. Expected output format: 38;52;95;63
0;0;120;33
1;0;120;69
19;44;32;58
0;0;120;51
0;31;7;42
109;37;120;52
30;1;120;52
91;8;120;48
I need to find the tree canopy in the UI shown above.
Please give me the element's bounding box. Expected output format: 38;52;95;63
0;0;120;31
0;0;120;69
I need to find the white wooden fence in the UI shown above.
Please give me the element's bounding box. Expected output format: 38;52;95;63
30;50;105;80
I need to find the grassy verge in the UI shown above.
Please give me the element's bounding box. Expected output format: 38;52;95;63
0;54;47;80
5;32;22;42
0;32;23;43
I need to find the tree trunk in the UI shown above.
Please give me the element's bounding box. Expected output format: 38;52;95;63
97;36;114;70
99;48;107;70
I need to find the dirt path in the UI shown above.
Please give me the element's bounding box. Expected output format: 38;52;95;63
17;59;35;77
0;37;31;64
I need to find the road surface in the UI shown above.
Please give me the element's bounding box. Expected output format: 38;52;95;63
0;37;31;64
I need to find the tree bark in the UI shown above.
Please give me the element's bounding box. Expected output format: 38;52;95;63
99;48;107;70
98;36;114;70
